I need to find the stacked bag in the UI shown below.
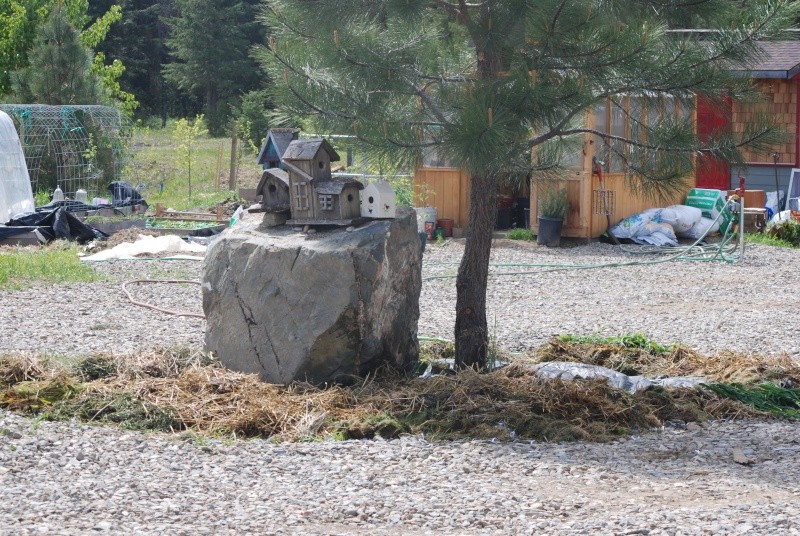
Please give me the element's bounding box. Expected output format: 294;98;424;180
610;204;719;246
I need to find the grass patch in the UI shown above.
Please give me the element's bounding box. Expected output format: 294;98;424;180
123;124;262;212
557;332;674;355
745;232;798;249
1;342;796;442
0;242;98;290
506;228;535;241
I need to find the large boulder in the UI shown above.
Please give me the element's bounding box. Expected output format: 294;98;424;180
202;207;422;385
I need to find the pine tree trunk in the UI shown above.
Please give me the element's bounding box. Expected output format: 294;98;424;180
454;172;497;369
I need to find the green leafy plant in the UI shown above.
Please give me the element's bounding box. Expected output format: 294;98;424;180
766;219;800;247
172;114;208;200
538;187;569;219
33;189;51;207
506;228;535;241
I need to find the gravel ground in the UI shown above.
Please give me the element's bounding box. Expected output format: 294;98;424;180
1;239;800;534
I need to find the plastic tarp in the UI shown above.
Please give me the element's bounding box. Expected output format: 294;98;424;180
82;234;206;261
3;208;107;243
0;111;35;223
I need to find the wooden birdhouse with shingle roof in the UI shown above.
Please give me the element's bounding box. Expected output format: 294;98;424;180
282;138;364;225
256;167;291;213
256;128;299;170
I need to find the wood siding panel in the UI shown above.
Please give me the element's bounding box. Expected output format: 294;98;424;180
732;79;797;164
414;168;470;228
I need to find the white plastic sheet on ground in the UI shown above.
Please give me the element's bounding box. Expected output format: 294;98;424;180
0;111;35;223
81;234;206;261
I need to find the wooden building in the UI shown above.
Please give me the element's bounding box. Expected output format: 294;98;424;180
414;40;800;238
414;96;694;238
721;41;800;194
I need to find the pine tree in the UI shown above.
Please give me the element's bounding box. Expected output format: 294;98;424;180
257;0;799;369
11;4;102;104
163;0;263;135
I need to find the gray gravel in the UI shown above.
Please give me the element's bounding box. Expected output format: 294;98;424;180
1;239;800;534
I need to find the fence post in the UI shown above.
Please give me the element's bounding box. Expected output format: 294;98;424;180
229;122;238;191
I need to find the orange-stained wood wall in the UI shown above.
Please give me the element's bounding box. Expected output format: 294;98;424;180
413;167;471;229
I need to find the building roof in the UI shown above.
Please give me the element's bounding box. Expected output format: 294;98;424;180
256;128;298;165
256;168;289;193
282;139;340;162
732;41;800;79
315;179;364;195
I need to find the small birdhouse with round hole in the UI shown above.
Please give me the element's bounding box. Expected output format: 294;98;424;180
360;180;396;219
256;168;291;213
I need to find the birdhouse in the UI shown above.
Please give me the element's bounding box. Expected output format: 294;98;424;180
282;138;364;225
256;128;299;170
256;168;290;212
360;180;397;218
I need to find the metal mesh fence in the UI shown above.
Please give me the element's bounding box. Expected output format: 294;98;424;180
0;104;131;201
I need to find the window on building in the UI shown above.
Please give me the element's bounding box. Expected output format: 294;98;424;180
319;194;333;210
293;183;309;210
593;95;688;174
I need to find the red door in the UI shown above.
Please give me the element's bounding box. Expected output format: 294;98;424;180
695;97;732;190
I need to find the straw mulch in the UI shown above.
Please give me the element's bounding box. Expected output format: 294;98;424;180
531;338;800;386
0;344;778;442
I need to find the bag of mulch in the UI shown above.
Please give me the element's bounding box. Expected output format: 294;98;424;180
680;217;720;240
666;205;702;234
609;208;662;239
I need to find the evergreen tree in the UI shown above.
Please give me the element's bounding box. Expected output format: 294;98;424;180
89;0;174;120
163;0;263;135
258;0;799;368
11;4;102;104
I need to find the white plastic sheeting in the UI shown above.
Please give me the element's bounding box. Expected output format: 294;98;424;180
81;234;206;261
0;111;34;223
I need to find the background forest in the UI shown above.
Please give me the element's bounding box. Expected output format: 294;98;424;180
0;0;269;140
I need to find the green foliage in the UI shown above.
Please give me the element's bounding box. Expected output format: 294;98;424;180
538;187;569;219
746;231;799;249
766;219;800;247
171;114;208;199
0;244;98;290
33;189;51;207
388;175;414;208
78;3;120;48
2;0;131;109
11;5;102;104
702;383;800;418
506;228;535;241
91;52;139;116
163;0;263;136
235;89;272;153
122;123;258;211
557;333;675;354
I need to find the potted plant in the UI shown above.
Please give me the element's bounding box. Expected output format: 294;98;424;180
413;183;437;241
537;186;568;246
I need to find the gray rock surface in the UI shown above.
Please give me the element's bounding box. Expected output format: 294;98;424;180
202;208;422;384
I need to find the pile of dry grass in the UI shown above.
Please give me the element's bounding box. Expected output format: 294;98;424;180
531;338;800;386
0;344;776;442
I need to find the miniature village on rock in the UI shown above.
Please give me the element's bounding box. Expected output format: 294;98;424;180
250;129;396;228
